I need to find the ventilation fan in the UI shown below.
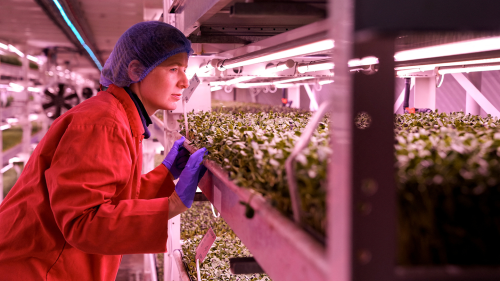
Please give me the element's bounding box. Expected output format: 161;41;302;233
42;83;80;119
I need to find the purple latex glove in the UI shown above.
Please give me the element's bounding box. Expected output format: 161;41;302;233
162;136;190;179
176;148;207;208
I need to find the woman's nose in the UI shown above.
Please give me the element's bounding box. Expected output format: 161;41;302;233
179;72;189;89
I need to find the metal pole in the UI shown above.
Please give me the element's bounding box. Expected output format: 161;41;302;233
21;49;32;165
403;78;411;110
328;0;354;279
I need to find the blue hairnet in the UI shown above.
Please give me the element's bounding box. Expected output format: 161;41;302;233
100;21;194;88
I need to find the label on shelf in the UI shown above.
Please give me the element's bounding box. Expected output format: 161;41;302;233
183;73;200;103
195;227;217;263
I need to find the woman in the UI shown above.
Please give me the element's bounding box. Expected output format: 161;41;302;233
0;21;205;280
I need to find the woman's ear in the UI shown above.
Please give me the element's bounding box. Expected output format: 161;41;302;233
127;60;143;82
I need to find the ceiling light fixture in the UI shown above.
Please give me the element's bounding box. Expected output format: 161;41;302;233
210;86;222;91
297;60;334;73
0;43;7;50
52;0;102;70
396;57;500;73
395;36;500;62
220;39;334;70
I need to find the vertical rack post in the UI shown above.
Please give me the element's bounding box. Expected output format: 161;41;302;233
328;0;397;280
21;49;32;164
351;33;396;281
328;0;354;279
162;1;182;281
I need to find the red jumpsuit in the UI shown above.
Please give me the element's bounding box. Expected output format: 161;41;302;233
0;84;176;280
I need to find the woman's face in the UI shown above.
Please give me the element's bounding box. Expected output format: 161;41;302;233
135;52;189;115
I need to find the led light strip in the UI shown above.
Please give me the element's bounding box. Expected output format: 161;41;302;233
52;0;102;70
395;37;500;62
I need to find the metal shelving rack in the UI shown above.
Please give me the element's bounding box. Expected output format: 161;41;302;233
160;0;500;280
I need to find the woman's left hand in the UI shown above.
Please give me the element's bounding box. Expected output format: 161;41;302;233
162;136;190;179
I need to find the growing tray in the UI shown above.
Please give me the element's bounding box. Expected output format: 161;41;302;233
182;139;329;281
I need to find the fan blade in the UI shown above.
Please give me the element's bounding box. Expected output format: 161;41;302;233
58;84;66;97
42;102;55;110
54;106;61;119
63;103;72;110
64;93;79;101
44;91;56;100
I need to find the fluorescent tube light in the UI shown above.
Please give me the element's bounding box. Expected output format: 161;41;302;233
210;76;255;86
8;45;24;57
318;80;334;85
348;56;379;67
9;83;24;92
28;87;40;92
52;0;102;70
275;84;297;88
6;118;18;124
29;114;39;121
360;56;379;65
395;37;500;62
27;55;39;63
0;43;7;50
438;65;500;75
221;39;334;70
0;124;11;131
234;82;273;88
234;77;315;88
396;57;500;73
297;61;334;73
210;86;222;91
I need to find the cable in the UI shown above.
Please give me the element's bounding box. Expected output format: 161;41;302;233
437;73;445;88
210;203;220;218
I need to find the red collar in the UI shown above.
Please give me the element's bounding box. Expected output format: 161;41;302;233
105;84;144;138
